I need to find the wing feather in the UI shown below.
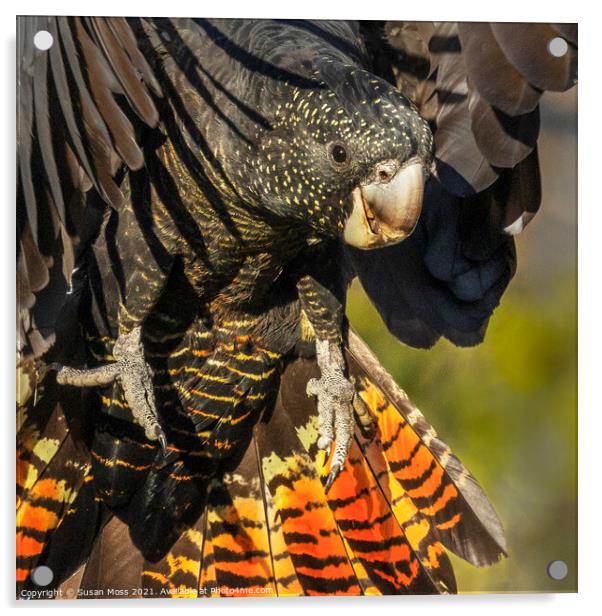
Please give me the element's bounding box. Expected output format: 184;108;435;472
17;16;162;358
468;88;540;169
457;22;541;116
490;23;578;92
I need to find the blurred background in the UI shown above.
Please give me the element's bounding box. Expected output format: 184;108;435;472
347;88;577;593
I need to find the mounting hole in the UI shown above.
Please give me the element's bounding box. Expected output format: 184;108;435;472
33;30;54;51
547;559;568;580
548;37;568;58
31;565;54;586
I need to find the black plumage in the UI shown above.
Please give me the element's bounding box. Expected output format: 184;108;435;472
16;18;577;597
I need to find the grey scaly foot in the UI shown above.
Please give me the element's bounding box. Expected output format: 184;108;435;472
53;327;167;450
306;338;358;492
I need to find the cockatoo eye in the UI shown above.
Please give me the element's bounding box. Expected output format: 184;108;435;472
330;143;348;164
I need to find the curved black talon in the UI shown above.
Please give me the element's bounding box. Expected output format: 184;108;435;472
156;430;168;455
324;463;342;494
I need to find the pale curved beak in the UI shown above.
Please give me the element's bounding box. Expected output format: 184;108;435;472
343;161;425;249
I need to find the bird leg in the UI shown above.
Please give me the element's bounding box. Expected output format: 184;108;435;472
53;327;167;450
306;338;356;491
295;244;370;491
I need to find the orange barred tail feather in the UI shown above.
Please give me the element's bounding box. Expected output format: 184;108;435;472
16;330;505;597
346;330;507;569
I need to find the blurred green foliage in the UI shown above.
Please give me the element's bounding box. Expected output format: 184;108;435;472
346;259;577;593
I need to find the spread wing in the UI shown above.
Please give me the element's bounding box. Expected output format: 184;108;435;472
351;22;577;348
17;16;162;358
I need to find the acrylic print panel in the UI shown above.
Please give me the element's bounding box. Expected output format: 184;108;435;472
16;17;577;599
